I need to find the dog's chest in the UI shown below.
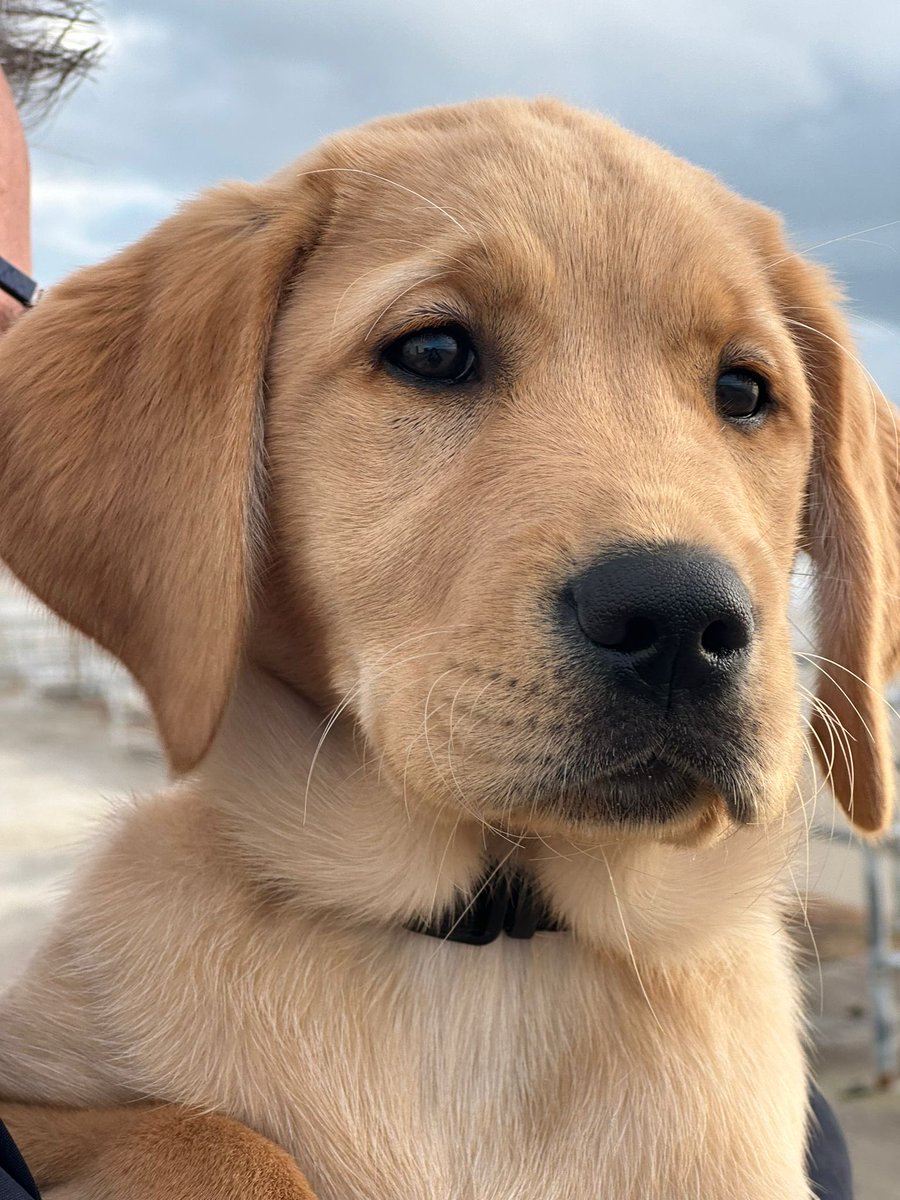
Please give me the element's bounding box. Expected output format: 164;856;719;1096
268;933;630;1198
211;927;808;1200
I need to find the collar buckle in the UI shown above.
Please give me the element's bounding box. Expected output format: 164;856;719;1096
405;868;566;945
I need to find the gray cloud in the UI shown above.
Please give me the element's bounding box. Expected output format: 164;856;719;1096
28;0;900;391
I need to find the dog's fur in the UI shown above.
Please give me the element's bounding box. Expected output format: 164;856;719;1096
0;98;898;1199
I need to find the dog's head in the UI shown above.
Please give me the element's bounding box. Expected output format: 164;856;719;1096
0;99;896;839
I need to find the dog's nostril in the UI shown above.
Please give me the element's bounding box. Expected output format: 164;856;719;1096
562;544;756;698
700;615;752;658
595;615;658;654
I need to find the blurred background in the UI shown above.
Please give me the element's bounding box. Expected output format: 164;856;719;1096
1;1;899;1194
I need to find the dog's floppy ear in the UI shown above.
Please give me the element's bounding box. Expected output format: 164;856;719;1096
0;168;330;772
771;248;900;832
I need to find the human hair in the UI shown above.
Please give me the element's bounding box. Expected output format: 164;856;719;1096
0;1;103;125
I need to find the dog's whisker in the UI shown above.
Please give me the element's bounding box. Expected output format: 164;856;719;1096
432;842;521;951
426;808;466;922
797;655;874;752
796;660;872;824
445;675;479;814
301;624;473;813
799;687;858;817
297;165;488;253
400;724;428;824
412;674;526;847
329;261;394;348
787;854;825;1015
807;698;854;845
303;647;452;824
783;315;894;446
764;218;900;268
796;686;840;788
786;750;828;1015
799;653;900;722
598;846;665;1035
796;711;836;818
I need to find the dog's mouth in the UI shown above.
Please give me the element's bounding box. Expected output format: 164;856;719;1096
591;750;754;825
603;753;696;803
494;736;759;832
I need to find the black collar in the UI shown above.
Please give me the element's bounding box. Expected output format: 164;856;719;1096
405;867;566;945
0;256;40;308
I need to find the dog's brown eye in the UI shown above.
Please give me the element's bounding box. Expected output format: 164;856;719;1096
382;324;476;384
715;369;769;422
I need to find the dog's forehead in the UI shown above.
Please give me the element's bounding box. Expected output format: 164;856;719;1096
321;104;772;338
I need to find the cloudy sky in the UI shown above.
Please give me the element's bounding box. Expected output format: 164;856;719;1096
28;0;900;396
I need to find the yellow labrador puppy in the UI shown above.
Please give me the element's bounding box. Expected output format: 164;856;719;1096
0;98;897;1200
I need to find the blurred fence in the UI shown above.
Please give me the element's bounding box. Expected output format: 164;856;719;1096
0;566;149;743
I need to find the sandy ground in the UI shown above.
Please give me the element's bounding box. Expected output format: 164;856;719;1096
0;686;164;982
0;685;898;1197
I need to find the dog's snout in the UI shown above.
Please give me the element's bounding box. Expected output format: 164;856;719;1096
564;544;754;698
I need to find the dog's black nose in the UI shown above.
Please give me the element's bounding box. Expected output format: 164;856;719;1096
564;544;754;699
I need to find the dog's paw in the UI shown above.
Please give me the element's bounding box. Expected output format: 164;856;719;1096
3;1101;318;1200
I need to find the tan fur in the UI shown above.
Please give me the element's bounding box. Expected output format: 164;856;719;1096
0;98;897;1199
0;1100;316;1199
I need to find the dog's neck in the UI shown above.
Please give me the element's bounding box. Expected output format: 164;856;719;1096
198;666;796;965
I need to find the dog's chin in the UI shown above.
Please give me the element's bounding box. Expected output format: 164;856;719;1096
487;755;755;841
583;760;712;825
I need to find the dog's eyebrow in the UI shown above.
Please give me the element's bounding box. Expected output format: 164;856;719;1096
328;256;462;347
720;342;778;371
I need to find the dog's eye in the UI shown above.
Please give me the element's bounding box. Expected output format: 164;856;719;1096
715;369;769;422
382;324;476;384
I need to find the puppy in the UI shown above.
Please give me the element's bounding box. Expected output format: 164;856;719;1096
0;98;897;1199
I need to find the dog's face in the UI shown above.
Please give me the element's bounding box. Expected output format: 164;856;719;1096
265;111;814;839
0;99;897;838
